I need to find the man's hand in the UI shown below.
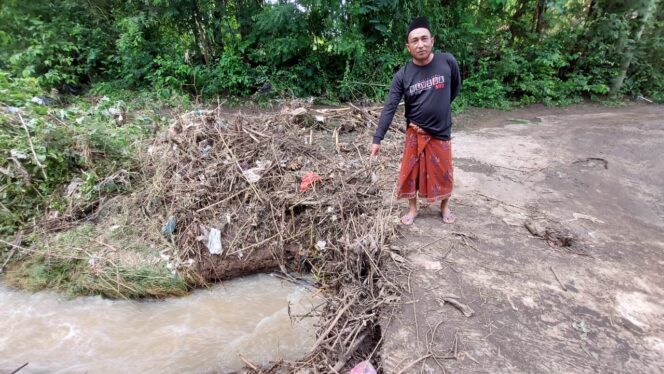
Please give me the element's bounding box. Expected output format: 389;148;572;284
370;143;380;157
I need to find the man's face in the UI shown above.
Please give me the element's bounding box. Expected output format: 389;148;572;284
406;28;434;61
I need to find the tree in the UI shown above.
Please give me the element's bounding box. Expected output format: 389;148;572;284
532;0;547;38
611;0;658;94
509;0;532;46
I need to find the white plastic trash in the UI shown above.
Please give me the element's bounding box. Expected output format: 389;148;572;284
207;228;223;255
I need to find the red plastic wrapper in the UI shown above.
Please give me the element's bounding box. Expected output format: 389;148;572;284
299;172;322;192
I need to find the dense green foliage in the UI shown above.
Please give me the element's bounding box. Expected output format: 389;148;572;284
0;72;170;236
1;0;662;106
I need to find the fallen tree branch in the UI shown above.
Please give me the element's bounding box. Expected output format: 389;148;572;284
439;295;475;317
550;266;568;291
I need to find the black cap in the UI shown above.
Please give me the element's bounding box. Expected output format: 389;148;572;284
407;17;431;40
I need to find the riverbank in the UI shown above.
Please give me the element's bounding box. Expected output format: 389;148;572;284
3;78;662;371
1;88;406;371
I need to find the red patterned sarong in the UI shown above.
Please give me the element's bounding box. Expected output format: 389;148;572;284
396;126;453;202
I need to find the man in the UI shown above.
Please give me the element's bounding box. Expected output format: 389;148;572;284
370;17;461;225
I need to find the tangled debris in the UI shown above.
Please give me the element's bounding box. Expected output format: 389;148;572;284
146;105;398;280
145;104;407;370
5;101;409;370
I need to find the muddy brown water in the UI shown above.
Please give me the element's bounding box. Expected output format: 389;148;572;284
0;274;319;373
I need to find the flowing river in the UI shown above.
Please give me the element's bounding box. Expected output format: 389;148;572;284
0;274;318;373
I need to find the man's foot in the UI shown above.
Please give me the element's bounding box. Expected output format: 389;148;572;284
401;211;418;225
440;198;455;224
441;209;456;224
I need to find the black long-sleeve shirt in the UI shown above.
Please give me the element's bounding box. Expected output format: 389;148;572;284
372;52;461;144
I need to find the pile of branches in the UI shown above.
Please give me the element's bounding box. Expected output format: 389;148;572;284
145;106;404;370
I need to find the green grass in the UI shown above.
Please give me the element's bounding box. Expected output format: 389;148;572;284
2;191;188;299
5;255;188;299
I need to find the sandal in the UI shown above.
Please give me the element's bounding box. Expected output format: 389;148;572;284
401;212;418;225
441;211;456;224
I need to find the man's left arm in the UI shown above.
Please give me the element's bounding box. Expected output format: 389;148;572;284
449;54;461;103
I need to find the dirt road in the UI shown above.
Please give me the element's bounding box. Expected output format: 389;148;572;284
379;104;664;373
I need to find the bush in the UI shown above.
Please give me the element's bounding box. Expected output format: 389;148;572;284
1;0;663;107
1;1;114;87
0;71;151;236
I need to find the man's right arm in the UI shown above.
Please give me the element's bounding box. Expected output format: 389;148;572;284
372;70;404;145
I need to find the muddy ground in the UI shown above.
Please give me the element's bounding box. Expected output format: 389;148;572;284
377;103;664;373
